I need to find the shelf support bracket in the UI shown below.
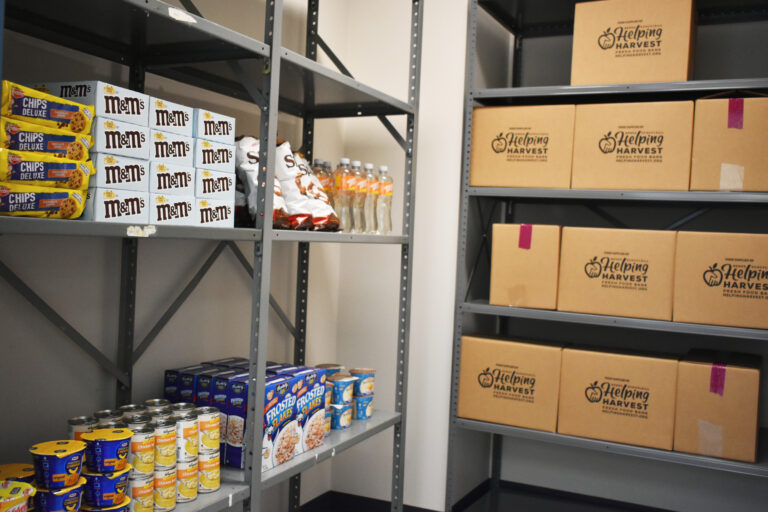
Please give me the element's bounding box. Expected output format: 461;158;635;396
463;200;498;303
228;60;267;108
116;238;138;405
178;0;203;18
665;207;710;230
0;258;129;386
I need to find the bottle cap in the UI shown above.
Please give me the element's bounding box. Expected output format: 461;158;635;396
313;158;323;166
340;157;350;165
379;165;389;173
364;163;374;170
351;160;361;167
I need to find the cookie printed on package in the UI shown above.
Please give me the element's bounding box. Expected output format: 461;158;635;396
38;81;149;126
0;149;93;190
2;81;94;134
0;182;84;218
2;117;92;161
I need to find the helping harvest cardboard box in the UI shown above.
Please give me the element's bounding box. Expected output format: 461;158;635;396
470;105;575;188
489;224;560;309
674;231;768;329
570;0;695;85
458;336;563;432
558;347;678;450
557;228;676;320
674;351;760;462
690;98;768;191
571;101;693;190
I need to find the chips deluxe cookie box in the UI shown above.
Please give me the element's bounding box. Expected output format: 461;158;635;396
149;97;193;137
0;149;94;190
3;81;94;134
0;182;85;219
91;153;149;192
82;188;148;224
40;81;149;126
91;117;150;160
193;109;235;146
2;117;92;161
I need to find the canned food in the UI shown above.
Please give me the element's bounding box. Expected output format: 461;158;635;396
29;440;86;489
149;408;172;423
81;429;132;473
315;363;344;378
33;477;84;512
349;368;375;396
0;464;35;484
169;403;195;413
0;481;35;512
175;461;197;503
353;395;374;420
68;417;99;441
100;420;128;429
196;452;219;494
127;415;152;431
118;405;148;422
153;419;176;470
127;476;152;512
129;425;155;478
82;465;131;508
174;412;198;462
324;410;332;435
94;410;124;426
143;399;170;411
330;404;353;430
328;374;357;405
81;496;130;512
152;469;175;512
194;408;219;454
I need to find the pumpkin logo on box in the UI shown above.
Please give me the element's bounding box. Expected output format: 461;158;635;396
596;24;663;57
702;261;768;300
477;365;535;404
584;255;649;291
490;130;549;163
598;129;663;163
585;379;649;419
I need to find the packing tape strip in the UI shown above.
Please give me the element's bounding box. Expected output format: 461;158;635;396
728;98;744;129
518;224;532;250
710;363;727;396
698;419;724;457
719;163;744;191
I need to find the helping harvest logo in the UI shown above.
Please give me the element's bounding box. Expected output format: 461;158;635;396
598;129;663;163
584;254;649;291
585;378;650;418
701;260;768;300
490;129;549;163
477;364;535;403
596;24;663;57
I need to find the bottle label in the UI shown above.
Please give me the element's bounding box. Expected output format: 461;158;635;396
345;175;358;192
368;181;380;195
319;176;332;190
356;178;368;194
380;182;393;196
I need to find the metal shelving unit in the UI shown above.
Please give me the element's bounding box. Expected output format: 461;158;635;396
0;1;423;511
446;1;768;510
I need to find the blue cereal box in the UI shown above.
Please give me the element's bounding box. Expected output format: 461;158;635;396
213;371;248;459
202;357;248;367
195;368;236;407
224;375;250;469
289;368;327;454
262;375;298;472
178;366;220;404
164;365;207;402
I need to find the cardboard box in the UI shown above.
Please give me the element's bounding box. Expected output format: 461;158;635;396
571;101;694;190
40;81;149;126
674;231;768;329
470;105;575;188
458;336;563;432
557;228;676;320
570;0;695;85
149;129;193;166
489;224;561;309
283;367;327;454
178;366;221;403
197;198;234;228
149;161;194;196
194;108;235;145
194;139;235;173
91;117;150;159
91;153;149;191
195;368;238;407
82;187;149;224
213;371;248;456
224;374;251;469
149;193;195;226
674;351;760;462
262;374;298;472
164;364;208;402
149;97;193;137
558;347;678;450
196;169;235;200
690;97;768;191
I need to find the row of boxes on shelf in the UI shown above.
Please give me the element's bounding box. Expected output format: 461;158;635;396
471;98;768;192
458;337;761;463
489;225;768;330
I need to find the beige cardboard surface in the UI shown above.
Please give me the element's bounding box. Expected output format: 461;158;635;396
571;101;693;190
490;224;561;309
458;336;563;432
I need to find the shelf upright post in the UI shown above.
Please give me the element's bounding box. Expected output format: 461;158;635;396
245;0;284;510
445;0;479;509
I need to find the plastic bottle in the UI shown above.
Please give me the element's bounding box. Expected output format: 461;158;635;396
363;163;378;234
351;160;366;233
313;158;333;202
376;165;392;235
334;158;352;231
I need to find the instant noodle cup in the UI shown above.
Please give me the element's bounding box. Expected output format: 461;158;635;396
152;469;175;512
353;395;374;421
81;496;131;512
82;429;133;473
349;368;375;396
128;425;154;478
324;411;332;435
0;480;35;512
197;452;219;494
328;374;357;405
82;465;131;508
194;408;219;454
29;440;86;489
324;382;332;409
68;417;98;442
127;476;152;512
315;364;344;378
33;477;84;512
175;461;197;503
174;411;198;462
330;404;352;430
0;465;35;484
153;419;176;470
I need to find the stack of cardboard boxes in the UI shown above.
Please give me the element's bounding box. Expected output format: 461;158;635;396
192;109;236;228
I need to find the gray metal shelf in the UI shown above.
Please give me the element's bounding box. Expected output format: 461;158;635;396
271;230;408;244
174;468;250;512
262;411;402;488
467;187;768;203
455;418;768;478
461;300;768;341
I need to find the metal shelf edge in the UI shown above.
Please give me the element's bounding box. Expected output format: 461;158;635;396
466;187;768;203
271;230;408;244
455;418;768;478
174;468;249;512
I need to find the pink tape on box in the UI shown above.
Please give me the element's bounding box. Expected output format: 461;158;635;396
709;363;727;396
728;98;744;129
518;224;532;250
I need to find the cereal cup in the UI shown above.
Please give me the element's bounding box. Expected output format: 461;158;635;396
127;477;152;512
324;383;332;409
33;477;84;512
175;461;197;503
349;368;375;396
0;465;35;484
197;452;219;494
82;465;131;508
29;440;86;489
330;404;353;430
81;430;133;473
0;481;36;512
324;411;332;435
81;496;131;512
315;364;344;378
328;374;357;405
353;395;374;420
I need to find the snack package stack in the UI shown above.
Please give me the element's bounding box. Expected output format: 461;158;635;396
235;136;291;229
194;109;235;228
0;81;95;219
